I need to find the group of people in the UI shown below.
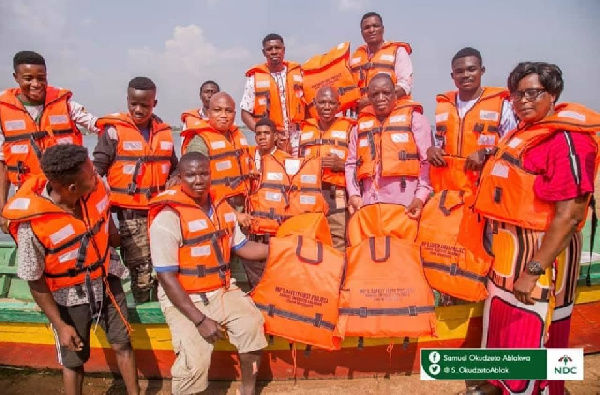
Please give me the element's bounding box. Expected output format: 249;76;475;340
0;10;598;395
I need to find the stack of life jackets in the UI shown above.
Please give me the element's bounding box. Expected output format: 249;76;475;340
148;187;238;293
0;87;82;187
180;122;253;202
248;155;329;236
432;87;509;193
302;42;361;119
251;212;345;350
417;190;493;302
355;100;423;186
96;113;174;209
337;204;437;339
2;174;111;293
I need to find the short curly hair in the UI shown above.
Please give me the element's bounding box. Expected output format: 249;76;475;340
507;62;564;101
13;51;46;71
41;144;90;184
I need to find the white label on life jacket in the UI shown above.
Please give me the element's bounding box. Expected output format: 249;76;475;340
304;148;312;156
258;97;267;106
480;110;499;122
256;80;270;88
330;148;345;158
239;138;248;146
330;130;347;140
491;163;509;178
301;174;317;184
337;42;345;50
391;133;409;143
4;120;26;131
58;248;79;263
122;164;135;175
266;172;284;181
478;135;496;146
215;160;232;171
284;159;301;175
301;132;314;141
507;138;522;149
350;57;361;65
7;197;30;210
389;115;406;124
359;139;368;147
435;112;448;123
265;191;282;202
162;164;170;174
50;224;76;245
210;141;226;150
10;144;29;154
558;110;586;122
96;195;109;214
295;91;303;98
379;54;395;62
123;141;142;151
293;74;303;82
224;212;236;223
299;195;316;205
49;115;69;125
359;120;374;130
191;245;211;257
160;141;173;150
188;219;208;232
56;136;74;144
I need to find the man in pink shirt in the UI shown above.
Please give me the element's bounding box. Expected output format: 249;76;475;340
345;73;432;218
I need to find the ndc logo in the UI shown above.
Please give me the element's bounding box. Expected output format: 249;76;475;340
555;355;577;375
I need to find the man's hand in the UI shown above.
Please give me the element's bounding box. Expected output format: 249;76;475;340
464;148;488;172
426;146;447;167
406;198;424;220
235;212;252;229
277;130;291;154
56;323;84;351
348;195;363;215
513;273;539;305
248;169;261;180
322;153;345;172
197;316;226;344
0;216;9;234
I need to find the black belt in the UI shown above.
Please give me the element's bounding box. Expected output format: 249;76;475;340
115;207;148;221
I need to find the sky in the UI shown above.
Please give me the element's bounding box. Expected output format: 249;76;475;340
1;0;599;126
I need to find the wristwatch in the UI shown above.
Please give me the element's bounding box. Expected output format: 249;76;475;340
526;261;545;275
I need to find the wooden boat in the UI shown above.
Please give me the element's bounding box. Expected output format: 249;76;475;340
0;224;599;380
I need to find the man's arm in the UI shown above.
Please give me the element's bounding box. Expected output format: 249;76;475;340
92;126;117;177
240;76;257;131
241;110;257;132
235;240;269;261
498;100;518;138
68;100;100;134
108;215;120;247
0;161;11;233
344;126;361;198
394;46;413;98
412;112;433;204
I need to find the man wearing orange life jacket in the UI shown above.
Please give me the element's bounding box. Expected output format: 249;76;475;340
0;51;101;233
350;12;413;111
93;77;178;304
470;62;599;395
2;144;139;395
345;73;433;218
299;86;354;252
149;152;269;395
427;47;517;193
240;33;306;156
179;80;220;151
243;117;290;287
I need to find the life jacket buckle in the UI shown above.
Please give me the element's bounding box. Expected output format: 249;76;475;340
399;150;407;161
194;265;207;277
363;62;374;70
449;263;459;276
66;268;79;277
408;305;417;317
313;313;323;328
359;306;368;318
267;304;276;317
127;183;137;195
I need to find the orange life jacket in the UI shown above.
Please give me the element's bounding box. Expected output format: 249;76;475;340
96;113;173;210
356;100;422;182
251;213;345;350
248;155;329;235
299;117;355;187
350;42;412;94
148;187;237;293
0;87;82;186
302;42;361;118
431;88;509;193
245;62;305;130
180;108;209;132
248;146;291;192
475;103;600;231
417;190;492;302
338;203;437;338
184;124;253;201
2;174;110;292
